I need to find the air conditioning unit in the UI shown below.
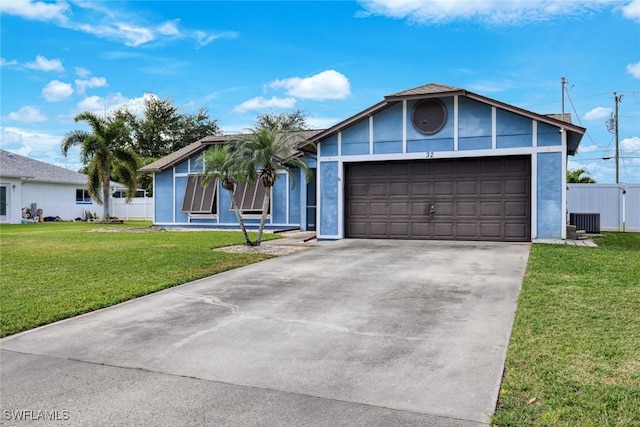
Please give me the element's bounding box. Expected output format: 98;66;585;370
569;213;601;234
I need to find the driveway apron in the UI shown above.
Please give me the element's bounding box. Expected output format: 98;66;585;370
1;239;530;426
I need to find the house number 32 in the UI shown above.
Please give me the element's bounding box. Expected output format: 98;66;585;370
426;151;435;158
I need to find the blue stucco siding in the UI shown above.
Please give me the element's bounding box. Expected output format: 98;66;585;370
458;97;493;151
319;162;339;236
320;134;338;156
373;103;403;154
218;186;236;223
496;109;532;149
537;152;563;239
154;169;175;223
272;176;287;224
175;159;189;174
537;122;562;147
174;176;189;223
406;97;454;153
342;119;369;155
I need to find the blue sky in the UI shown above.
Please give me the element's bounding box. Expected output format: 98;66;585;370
1;0;639;183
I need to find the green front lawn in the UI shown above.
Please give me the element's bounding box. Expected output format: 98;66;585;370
0;222;276;337
493;233;640;426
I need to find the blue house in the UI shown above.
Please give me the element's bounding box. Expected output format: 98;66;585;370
142;83;585;241
139;133;319;231
308;83;585;242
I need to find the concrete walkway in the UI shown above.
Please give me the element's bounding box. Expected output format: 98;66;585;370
1;239;530;426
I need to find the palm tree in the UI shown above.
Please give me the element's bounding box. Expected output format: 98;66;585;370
232;123;314;246
200;145;253;246
567;168;596;183
61;111;141;220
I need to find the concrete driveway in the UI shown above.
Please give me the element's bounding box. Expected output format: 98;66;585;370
1;239;530;426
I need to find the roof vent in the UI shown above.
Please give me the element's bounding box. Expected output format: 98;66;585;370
412;99;447;135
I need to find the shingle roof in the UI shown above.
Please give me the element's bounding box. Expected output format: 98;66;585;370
0;149;88;184
139;130;324;173
308;82;586;155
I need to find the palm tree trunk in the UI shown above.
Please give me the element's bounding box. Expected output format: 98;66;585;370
229;188;253;246
255;187;271;246
102;181;110;220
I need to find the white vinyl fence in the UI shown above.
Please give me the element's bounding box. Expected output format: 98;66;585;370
567;183;639;232
109;193;154;221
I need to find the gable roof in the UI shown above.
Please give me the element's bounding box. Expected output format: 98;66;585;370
0;149;89;184
309;83;586;155
140;130;323;173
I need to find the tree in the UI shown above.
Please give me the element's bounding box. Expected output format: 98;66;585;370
567;168;596;183
115;95;221;159
200;145;253;246
255;109;309;132
61;111;142;219
232;122;314;246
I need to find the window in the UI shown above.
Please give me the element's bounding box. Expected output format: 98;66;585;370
181;175;217;214
233;181;270;215
76;189;92;204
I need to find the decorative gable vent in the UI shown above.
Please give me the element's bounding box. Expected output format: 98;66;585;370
412;99;447;135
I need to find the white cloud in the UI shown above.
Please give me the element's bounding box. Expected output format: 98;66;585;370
270;70;351;101
584;106;613;121
622;0;640;22
157;20;180;36
77;22;155;47
75;67;91;78
0;0;70;22
75;92;153;117
621;136;640;153
6;106;47;122
42;80;73;101
307;117;341;129
25;55;64;72
626;61;640;78
75;76;108;94
233;96;297;113
1;58;19;67
356;0;620;25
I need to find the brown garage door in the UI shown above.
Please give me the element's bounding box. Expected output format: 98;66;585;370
345;156;531;241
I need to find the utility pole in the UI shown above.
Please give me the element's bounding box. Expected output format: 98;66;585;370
561;76;567;121
613;92;623;184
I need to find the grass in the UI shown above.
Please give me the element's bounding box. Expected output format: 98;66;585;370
0;221;277;337
493;233;640;426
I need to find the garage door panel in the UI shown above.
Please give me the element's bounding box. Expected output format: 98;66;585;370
345;156;530;241
369;202;388;216
390;182;410;196
370;183;388;196
480;202;501;216
390;202;409;216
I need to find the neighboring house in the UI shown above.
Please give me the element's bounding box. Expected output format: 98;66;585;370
141;83;586;241
0;149;121;224
139;133;320;230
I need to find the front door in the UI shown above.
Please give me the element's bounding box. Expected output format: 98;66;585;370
0;185;9;223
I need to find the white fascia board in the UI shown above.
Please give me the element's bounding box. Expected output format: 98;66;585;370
318;146;561;164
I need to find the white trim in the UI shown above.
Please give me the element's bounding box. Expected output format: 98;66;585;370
153;222;294;227
285;173;290;224
337;160;344;239
338;131;342;156
188;214;218;219
369;116;374;155
491;107;497;150
453;95;459;151
561;130;567;239
318;145;562;164
402;100;407;154
316;160;322;236
531;153;538;240
172;166;176;223
532;120;538;148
